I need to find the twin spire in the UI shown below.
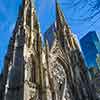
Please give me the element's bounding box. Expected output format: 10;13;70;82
21;0;71;40
21;0;70;32
55;0;71;34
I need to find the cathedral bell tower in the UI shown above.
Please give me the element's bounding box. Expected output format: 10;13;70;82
3;0;43;100
55;0;78;50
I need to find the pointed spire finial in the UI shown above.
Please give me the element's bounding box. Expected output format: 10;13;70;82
55;0;64;29
22;0;34;7
55;0;72;36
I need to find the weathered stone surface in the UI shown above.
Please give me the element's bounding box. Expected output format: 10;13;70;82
0;0;97;100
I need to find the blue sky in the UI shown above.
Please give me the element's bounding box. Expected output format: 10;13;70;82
0;0;100;72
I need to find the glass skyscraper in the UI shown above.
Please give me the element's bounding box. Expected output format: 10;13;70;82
80;31;100;68
44;22;57;48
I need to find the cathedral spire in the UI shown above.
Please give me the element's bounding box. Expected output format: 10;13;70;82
55;0;74;49
21;0;41;49
56;0;66;30
55;0;71;35
55;0;66;47
21;0;38;30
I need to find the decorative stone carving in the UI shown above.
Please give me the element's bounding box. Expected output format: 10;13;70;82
0;0;96;100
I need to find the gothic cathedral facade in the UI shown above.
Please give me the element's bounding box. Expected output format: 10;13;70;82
0;0;97;100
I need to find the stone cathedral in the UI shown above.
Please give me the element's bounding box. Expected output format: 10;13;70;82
0;0;97;100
